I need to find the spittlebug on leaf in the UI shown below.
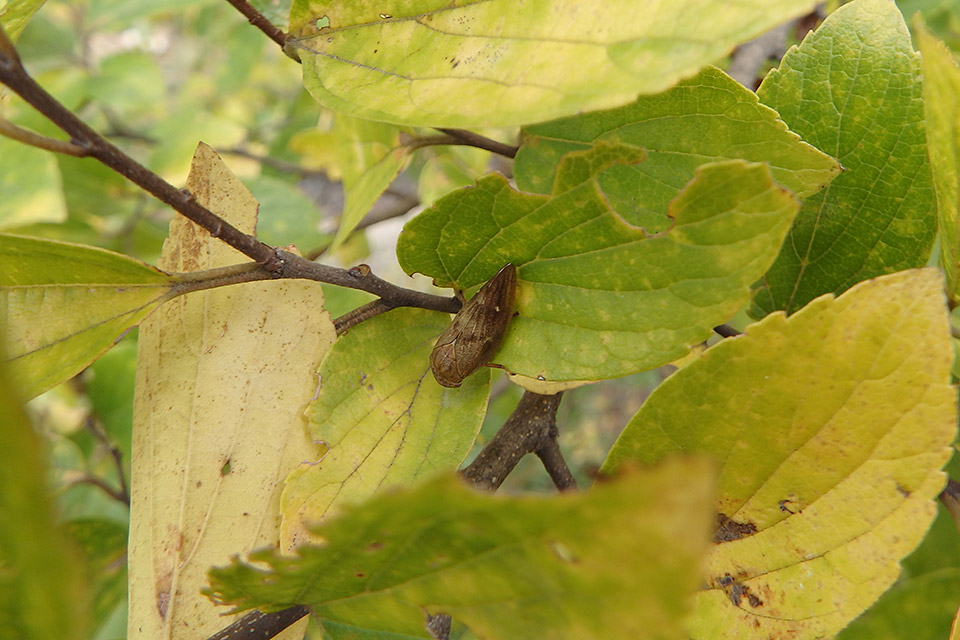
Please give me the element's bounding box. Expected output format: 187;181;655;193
430;263;517;388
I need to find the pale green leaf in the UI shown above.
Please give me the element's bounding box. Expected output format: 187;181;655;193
604;269;955;639
516;65;840;231
281;307;488;546
0;368;89;640
0;136;67;228
751;0;935;317
287;0;821;127
330;114;410;249
213;458;714;640
399;142;799;382
915;19;960;302
0;234;174;400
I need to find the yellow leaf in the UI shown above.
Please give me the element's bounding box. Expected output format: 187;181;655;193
127;143;335;640
604;269;956;639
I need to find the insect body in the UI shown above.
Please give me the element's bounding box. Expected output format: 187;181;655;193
430;264;517;388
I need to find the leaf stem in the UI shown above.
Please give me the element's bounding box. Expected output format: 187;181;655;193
435;128;519;159
0;117;86;155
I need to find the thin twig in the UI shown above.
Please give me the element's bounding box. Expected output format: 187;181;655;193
435;128;519;159
68;473;129;506
223;0;288;51
334;299;397;335
535;429;577;491
0;118;87;155
84;419;131;506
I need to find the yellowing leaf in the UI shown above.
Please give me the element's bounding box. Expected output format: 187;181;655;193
287;0;821;127
603;269;955;639
212;459;715;639
128;143;335;640
0;234;174;399
281;307;488;547
916;19;960;303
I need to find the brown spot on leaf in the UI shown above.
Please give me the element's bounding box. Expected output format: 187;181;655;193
717;573;764;609
714;513;758;542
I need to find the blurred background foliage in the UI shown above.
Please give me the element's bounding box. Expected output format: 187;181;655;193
3;1;960;639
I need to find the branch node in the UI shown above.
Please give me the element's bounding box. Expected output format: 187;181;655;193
348;263;372;278
263;248;287;274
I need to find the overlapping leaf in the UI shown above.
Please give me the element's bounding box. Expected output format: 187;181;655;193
399;142;800;382
281;307;489;548
604;269;955;639
329;114;411;249
751;0;935;317
0;368;89;640
213;459;714;640
515;65;839;231
0;0;47;41
286;0;820;127
128;143;334;640
0;234;174;399
916;19;960;303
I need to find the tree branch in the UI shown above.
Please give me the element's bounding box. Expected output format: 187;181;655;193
222;0;288;51
460;391;567;491
0;28;461;317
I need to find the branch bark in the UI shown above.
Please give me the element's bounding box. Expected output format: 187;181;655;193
460;391;572;491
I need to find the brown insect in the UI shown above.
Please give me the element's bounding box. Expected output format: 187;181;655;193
430;263;517;388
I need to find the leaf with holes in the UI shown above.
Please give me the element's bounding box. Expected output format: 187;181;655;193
603;268;955;639
399;141;800;383
212;458;714;639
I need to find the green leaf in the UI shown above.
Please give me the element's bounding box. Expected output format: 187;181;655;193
0;234;174;399
281;307;489;546
915;20;960;302
242;174;329;250
331;114;411;249
399;142;800;382
287;0;821;127
64;519;128;631
0;0;47;41
603;269;955;639
0;137;67;228
0;369;89;640
750;0;935;317
516;66;839;232
213;458;714;639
